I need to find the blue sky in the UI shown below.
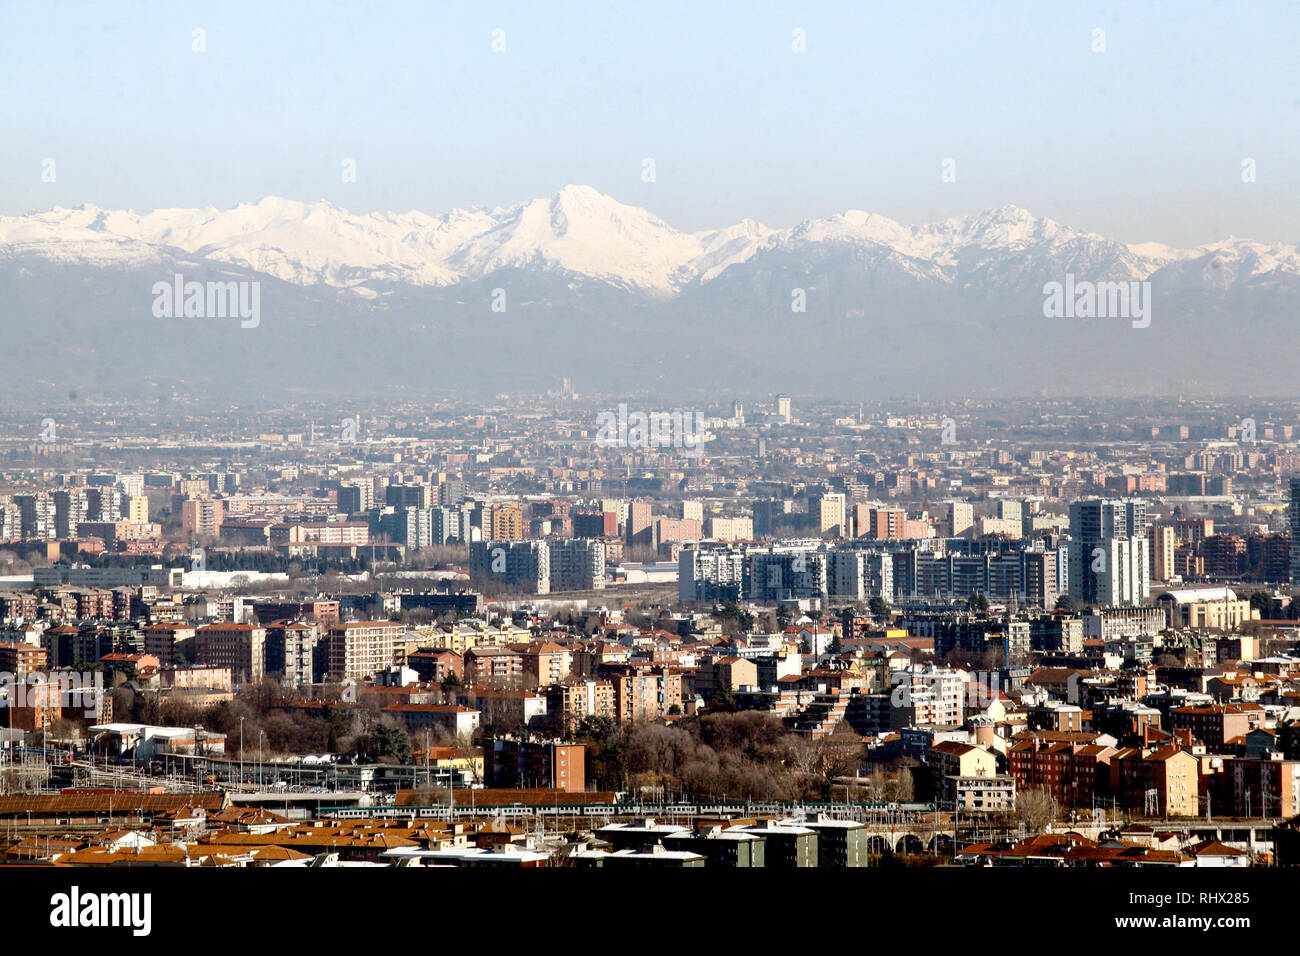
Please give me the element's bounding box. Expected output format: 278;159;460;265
1;0;1297;245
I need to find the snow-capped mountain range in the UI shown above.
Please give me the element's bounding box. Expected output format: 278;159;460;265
4;185;1300;402
5;184;1298;297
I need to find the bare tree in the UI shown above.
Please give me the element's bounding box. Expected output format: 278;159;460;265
1014;787;1059;834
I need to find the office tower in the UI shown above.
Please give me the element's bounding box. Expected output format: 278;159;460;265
337;484;361;514
1068;498;1150;606
775;394;792;424
1291;478;1300;588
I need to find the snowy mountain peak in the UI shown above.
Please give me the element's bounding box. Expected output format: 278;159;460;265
2;188;1297;294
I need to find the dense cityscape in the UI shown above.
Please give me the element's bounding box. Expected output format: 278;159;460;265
6;0;1296;939
0;393;1296;874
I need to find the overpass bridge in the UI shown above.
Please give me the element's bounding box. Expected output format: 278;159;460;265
318;800;968;853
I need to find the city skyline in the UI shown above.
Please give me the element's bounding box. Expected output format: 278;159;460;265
0;0;1294;922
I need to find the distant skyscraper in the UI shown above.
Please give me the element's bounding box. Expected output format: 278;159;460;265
775;394;792;424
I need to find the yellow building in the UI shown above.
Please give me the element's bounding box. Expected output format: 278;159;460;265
411;622;533;657
1156;588;1257;630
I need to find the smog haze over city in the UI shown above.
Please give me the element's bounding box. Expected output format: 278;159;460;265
0;0;1296;932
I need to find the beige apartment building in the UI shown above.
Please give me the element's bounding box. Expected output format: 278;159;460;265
325;620;408;682
1150;525;1176;582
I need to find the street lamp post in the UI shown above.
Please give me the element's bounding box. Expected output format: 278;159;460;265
0;688;9;796
239;717;245;786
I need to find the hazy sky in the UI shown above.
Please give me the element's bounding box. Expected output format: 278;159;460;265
2;0;1297;246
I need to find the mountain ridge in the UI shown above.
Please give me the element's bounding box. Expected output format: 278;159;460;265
4;186;1300;401
5;186;1295;297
